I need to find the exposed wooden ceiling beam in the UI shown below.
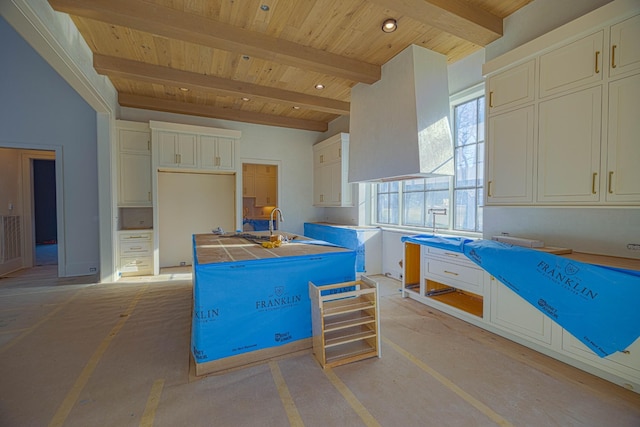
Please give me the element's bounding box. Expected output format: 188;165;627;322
93;54;350;116
367;0;503;46
49;0;381;84
118;93;328;132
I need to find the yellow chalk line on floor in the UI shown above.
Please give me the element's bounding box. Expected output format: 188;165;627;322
382;336;515;427
48;284;150;427
0;288;83;355
323;368;382;427
140;378;165;427
269;361;305;427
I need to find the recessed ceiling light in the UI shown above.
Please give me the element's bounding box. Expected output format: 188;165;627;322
292;106;300;110
242;55;250;61
381;18;397;33
315;84;325;90
241;97;250;101
260;4;269;11
179;87;190;92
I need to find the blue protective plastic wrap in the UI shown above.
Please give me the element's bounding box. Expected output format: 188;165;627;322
401;235;640;357
191;238;356;364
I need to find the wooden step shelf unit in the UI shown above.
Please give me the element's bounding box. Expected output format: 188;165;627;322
309;276;381;368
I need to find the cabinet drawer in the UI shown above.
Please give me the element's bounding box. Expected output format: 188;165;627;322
425;258;483;295
120;241;152;256
424;246;475;267
120;257;153;275
119;232;152;242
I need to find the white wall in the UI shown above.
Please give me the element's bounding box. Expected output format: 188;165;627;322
0;17;100;277
486;0;613;61
120;107;326;236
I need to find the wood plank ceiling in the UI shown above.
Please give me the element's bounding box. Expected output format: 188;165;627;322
48;0;533;132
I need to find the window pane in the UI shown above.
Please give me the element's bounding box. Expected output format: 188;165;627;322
454;189;476;231
404;192;425;226
378;182;389;193
389;193;399;224
455;100;478;147
426;176;450;191
389;181;399;193
455;144;477;188
404;178;425;192
376;193;389;224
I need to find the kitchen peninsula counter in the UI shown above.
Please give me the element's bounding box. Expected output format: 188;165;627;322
191;232;356;376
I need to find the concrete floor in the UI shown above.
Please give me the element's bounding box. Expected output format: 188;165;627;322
1;266;639;426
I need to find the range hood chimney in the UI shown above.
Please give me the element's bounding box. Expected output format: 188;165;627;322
349;45;454;183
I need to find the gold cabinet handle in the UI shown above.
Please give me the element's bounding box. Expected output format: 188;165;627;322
612;45;617;69
320;154;324;164
488;180;493;197
608;171;614;194
595;51;600;74
148;192;151;201
592;172;598;194
444;252;460;258
338;147;341;158
489;91;494;108
444;270;459;276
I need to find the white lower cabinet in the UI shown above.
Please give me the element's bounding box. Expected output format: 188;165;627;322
403;240;640;392
489;275;553;346
118;230;153;277
561;330;640;389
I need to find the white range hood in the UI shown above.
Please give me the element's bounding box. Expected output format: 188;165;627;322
349;45;454;183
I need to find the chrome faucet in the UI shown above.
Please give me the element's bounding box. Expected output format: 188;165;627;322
428;208;447;236
269;208;284;235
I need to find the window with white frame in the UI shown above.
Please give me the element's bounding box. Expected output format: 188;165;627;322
373;89;484;233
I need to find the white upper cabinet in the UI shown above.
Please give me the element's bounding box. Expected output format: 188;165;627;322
117;122;152;207
605;73;640;202
539;31;604;98
537;86;602;203
199;136;235;171
487;60;535;114
486;105;535;204
151;121;240;172
609;13;640;77
485;7;640;207
313;133;353;207
157;132;198;168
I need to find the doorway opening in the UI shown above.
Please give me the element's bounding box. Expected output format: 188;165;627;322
241;163;279;232
33;159;58;267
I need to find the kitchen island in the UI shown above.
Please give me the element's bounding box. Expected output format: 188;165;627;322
191;232;356;376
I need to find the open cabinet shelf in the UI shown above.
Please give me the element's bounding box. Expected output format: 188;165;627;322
309;276;381;368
